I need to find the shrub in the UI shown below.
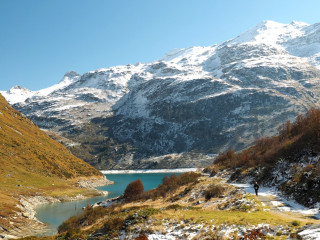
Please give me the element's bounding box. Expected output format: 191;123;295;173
203;166;220;177
291;220;300;226
135;233;148;240
58;205;117;233
156;172;200;197
177;172;201;185
164;204;186;211
124;179;144;201
101;217;125;234
137;172;200;201
204;184;225;200
211;108;320;170
124;208;159;227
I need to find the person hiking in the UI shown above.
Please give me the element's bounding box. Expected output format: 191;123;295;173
254;181;259;196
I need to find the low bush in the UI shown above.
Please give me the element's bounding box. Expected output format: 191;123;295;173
134;233;149;240
124;208;159;227
125;172;201;202
213;109;320;170
204;184;225;200
203;166;219;177
58;205;118;233
141;172;201;200
101;217;125;236
165;204;184;210
124;179;144;201
291;220;301;226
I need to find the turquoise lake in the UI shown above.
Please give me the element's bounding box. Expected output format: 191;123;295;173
35;172;181;235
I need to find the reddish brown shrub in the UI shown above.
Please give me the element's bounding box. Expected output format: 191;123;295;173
134;233;148;240
212;109;320;170
138;172;200;200
124;179;144;201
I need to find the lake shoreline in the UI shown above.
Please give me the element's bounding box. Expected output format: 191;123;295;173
32;170;192;238
5;169;199;239
101;167;200;174
0;176;112;239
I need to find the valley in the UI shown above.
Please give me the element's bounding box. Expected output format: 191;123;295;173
2;19;320;239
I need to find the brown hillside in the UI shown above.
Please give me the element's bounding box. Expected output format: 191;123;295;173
0;94;105;234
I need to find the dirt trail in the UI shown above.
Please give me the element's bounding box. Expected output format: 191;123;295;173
230;182;320;223
257;194;284;211
256;192;319;223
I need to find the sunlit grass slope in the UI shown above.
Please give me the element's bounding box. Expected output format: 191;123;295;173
0;94;103;218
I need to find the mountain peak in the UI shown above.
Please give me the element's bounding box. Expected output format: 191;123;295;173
9;85;31;92
257;20;283;28
0;86;34;104
228;20;308;46
290;20;309;27
63;71;80;78
60;71;80;83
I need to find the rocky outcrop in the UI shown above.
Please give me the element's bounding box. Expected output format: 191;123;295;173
76;176;114;189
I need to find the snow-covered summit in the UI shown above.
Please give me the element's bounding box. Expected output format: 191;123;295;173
0;86;34;104
2;20;320;169
3;20;320;105
228;20;309;46
225;20;320;69
60;71;80;82
0;71;81;104
37;71;80;96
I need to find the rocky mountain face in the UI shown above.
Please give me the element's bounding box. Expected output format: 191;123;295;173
2;20;320;169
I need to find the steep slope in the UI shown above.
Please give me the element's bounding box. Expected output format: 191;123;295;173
205;108;320;208
0;94;107;237
2;21;320;169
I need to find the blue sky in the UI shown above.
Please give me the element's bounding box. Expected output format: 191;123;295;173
1;0;319;91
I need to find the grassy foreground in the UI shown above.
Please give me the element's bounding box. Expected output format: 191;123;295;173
28;174;319;240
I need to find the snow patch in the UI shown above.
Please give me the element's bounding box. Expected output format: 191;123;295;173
232;183;320;217
299;227;320;239
101;168;199;174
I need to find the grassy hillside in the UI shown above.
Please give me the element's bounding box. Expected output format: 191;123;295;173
35;173;318;239
0;94;105;233
205;108;320;207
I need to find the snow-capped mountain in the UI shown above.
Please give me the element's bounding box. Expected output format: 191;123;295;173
2;20;320;169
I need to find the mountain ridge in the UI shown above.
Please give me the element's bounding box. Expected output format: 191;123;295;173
2;20;320;169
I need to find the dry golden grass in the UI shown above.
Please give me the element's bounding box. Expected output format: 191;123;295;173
34;174;320;240
120;176;319;228
154;208;318;226
0;94;103;221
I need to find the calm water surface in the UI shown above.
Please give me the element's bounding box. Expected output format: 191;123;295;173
35;172;180;235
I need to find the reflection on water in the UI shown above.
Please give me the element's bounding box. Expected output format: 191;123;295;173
35;172;181;235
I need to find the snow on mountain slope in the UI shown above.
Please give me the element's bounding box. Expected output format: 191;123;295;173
0;86;34;104
228;20;320;67
2;20;320;169
228;20;308;46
